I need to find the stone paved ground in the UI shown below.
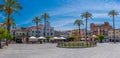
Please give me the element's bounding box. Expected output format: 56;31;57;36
0;43;120;58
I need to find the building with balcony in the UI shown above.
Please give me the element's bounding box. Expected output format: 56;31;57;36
90;22;112;37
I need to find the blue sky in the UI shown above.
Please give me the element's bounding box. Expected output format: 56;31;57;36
0;0;120;31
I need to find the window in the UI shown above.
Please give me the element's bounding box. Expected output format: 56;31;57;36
47;33;49;35
13;32;15;35
51;33;53;35
32;31;34;33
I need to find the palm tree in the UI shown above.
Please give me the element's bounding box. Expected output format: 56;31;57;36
108;10;119;43
74;19;84;38
32;16;41;37
42;13;50;37
0;0;22;33
81;11;92;44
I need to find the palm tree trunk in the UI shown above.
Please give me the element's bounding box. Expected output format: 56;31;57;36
113;15;116;43
78;26;81;40
6;14;11;46
36;23;39;37
44;18;46;37
85;18;88;46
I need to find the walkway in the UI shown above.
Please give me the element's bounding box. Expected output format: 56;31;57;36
0;43;120;58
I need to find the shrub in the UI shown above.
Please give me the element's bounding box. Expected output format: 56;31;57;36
98;35;105;42
94;36;99;41
46;36;54;40
68;36;75;41
98;35;105;40
46;36;51;40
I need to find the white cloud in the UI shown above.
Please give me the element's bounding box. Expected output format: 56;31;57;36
52;18;75;28
93;13;108;18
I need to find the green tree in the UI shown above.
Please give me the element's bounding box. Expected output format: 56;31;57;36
46;36;51;40
94;36;99;41
0;28;13;48
108;10;119;43
46;36;52;42
3;30;14;40
74;19;84;38
33;16;41;37
68;36;75;41
0;28;5;48
98;35;105;43
0;0;22;33
42;13;50;36
81;12;92;44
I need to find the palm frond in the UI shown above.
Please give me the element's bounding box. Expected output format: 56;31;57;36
81;11;92;20
1;0;22;15
3;17;16;26
108;10;119;17
33;16;41;24
42;13;50;19
74;19;84;26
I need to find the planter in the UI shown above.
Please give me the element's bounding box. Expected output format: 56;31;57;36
57;42;97;48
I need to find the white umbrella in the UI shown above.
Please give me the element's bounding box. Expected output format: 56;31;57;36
38;36;46;39
50;37;59;40
29;36;38;41
60;37;66;39
29;36;37;39
92;35;97;38
81;38;85;40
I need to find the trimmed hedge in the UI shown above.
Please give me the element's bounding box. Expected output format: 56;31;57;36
57;42;97;48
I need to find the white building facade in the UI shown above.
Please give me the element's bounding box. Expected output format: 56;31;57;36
0;22;54;37
27;22;54;37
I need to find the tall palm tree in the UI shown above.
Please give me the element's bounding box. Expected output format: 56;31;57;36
0;0;22;33
81;11;92;44
74;19;84;38
32;16;41;37
42;13;50;37
108;10;119;43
